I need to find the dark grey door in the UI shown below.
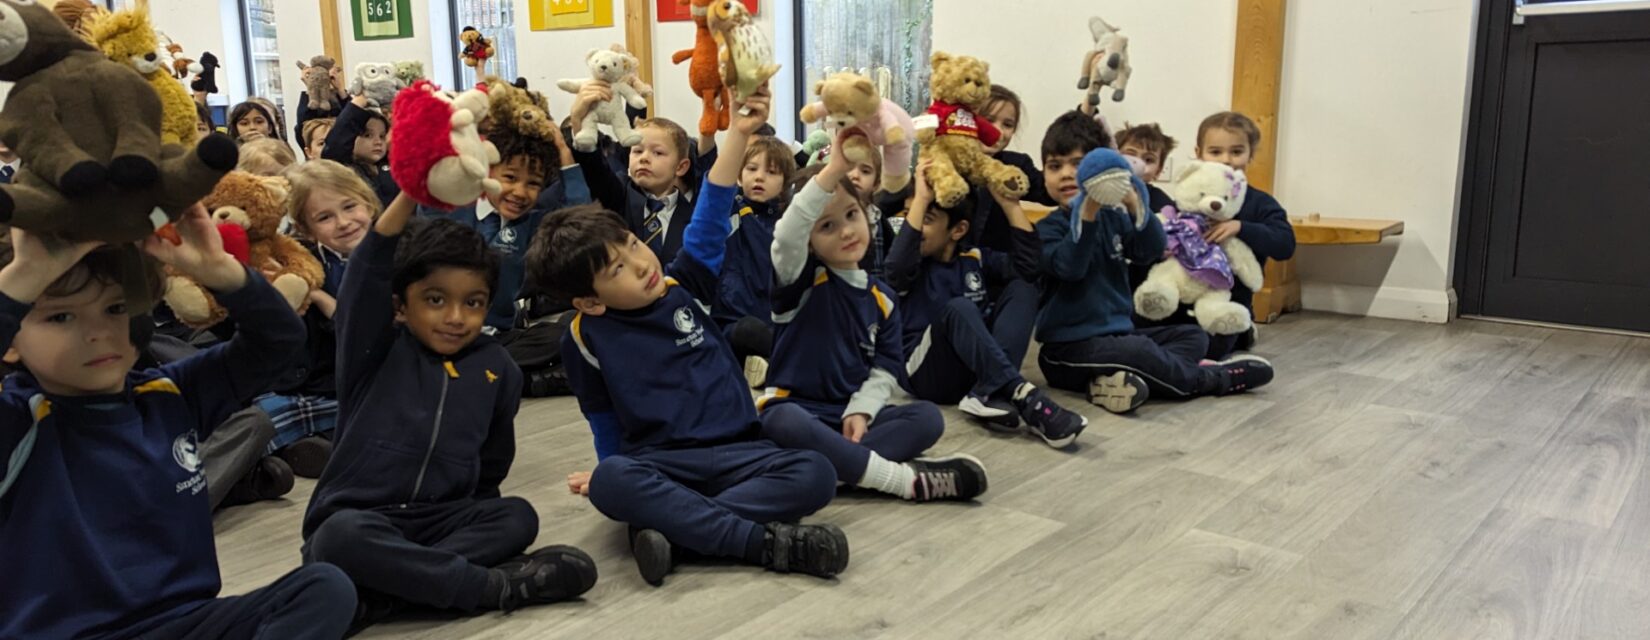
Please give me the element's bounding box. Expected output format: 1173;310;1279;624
1457;0;1650;332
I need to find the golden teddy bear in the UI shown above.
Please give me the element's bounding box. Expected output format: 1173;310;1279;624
917;52;1028;208
165;172;324;328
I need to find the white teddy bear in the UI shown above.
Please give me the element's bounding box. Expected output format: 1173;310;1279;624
1133;160;1265;336
558;48;649;152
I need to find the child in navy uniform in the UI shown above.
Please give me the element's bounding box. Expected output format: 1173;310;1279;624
971;86;1058;253
323;94;399;207
1034;112;1274;414
713;135;796;387
759;132;989;503
532;85;847;586
885;163;1087;448
1115;122;1177;214
302;194;595;628
0;207;356;640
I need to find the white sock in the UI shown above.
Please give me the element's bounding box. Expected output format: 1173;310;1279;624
1012;382;1035;402
858;452;916;499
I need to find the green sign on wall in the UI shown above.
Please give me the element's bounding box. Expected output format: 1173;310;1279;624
353;0;413;40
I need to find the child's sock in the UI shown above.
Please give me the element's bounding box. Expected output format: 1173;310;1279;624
858;452;916;499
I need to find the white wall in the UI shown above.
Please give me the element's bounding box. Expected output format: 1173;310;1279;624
933;0;1476;323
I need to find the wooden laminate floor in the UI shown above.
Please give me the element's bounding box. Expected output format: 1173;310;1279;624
213;312;1650;639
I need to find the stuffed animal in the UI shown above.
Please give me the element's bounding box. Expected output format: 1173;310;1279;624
394;59;425;87
82;1;198;146
389;80;502;209
707;0;778;108
800;128;831;167
671;0;729;137
165;172;323;327
1133;160;1264;336
558;48;647;153
192;51;219;94
1066;147;1146;226
610;44;653;101
349;62;401;110
458;27;494;70
0;0;238;312
915;52;1028;208
50;0;97;32
296;55;338;111
483;76;557;142
1077;16;1133;105
800;72;916;192
159;35;200;80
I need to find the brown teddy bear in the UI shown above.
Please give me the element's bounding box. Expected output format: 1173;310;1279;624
800;72;917;192
0;0;238;312
164;172;323;328
916;51;1028;208
483;75;558;142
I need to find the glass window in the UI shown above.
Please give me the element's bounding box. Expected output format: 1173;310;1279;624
241;0;282;108
451;0;518;87
799;0;933;117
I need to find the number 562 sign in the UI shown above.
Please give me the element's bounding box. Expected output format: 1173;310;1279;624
354;0;413;40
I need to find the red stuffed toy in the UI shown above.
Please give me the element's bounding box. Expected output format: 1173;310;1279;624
388;80;501;210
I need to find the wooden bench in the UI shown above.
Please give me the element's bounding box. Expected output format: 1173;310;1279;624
1252;214;1405;323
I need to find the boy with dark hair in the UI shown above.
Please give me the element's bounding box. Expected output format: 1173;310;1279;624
1115;121;1177;213
302;193;595;628
0;208;356;640
1034;111;1273;414
322;94;399;207
714;134;798;387
529;85;847;587
885;162;1087;448
758;132;989;504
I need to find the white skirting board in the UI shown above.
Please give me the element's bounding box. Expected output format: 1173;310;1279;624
1300;283;1457;324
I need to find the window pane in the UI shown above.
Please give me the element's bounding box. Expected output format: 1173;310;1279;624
801;0;933;117
454;0;518;88
243;0;283;108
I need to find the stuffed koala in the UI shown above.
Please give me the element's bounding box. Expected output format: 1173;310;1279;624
1133;160;1264;336
0;0;237;312
558;48;648;152
389;80;502;209
296;55;338;111
166;172;324;327
349;62;401;110
801;72;916;192
916;52;1028;208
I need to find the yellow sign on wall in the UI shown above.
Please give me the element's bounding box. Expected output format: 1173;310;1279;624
530;0;613;30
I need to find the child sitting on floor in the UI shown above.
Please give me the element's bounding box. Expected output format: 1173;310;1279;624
712;135;796;387
758;131;989;503
322;94;399;207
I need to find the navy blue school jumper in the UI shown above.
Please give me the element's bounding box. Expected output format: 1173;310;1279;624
294;89;345;144
322;102;400;208
0;271;356;640
885;219;1041;404
300;227;538;614
1130;185;1297;359
1035;193;1231;400
968;150;1057;253
757;179;944;484
575;140;718;265
564;178;836;561
712;195;781;360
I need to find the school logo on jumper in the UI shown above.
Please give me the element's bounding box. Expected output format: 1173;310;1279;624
859;321;879;359
965;271;983;292
673;306;706;348
173;431;207;495
1111;234;1124;259
499;226;518;245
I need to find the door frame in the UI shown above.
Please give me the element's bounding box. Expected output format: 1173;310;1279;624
1453;0;1516;316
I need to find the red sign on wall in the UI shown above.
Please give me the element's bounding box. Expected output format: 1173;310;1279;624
656;0;758;22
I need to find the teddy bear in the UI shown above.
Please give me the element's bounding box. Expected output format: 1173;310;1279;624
1133;160;1264;336
0;0;238;312
915;51;1028;208
558;48;648;153
164;172;324;328
390;80;502;209
459;26;494;70
81;1;198;146
296;55;338;111
1077;16;1133;105
483;76;558;142
394;59;425;87
349;62;402;111
800;72;916;192
708;0;779;107
609;44;653;102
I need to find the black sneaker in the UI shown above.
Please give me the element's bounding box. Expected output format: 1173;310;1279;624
1088;370;1149;414
1015;386;1088;448
222;456;295;507
1216;355;1274;395
277;436;333;478
490;545;598;611
526;367;572;398
909;454;989;502
631;528;674;587
762;522;849;578
958;393;1020;432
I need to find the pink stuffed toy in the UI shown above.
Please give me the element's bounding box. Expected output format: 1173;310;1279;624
799;72;916;192
389;80;501;210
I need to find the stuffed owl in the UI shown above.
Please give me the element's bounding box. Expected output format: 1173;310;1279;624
349;62;401;110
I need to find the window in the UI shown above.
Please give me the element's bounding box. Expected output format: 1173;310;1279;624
239;0;282;108
796;0;933;118
450;0;518;88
